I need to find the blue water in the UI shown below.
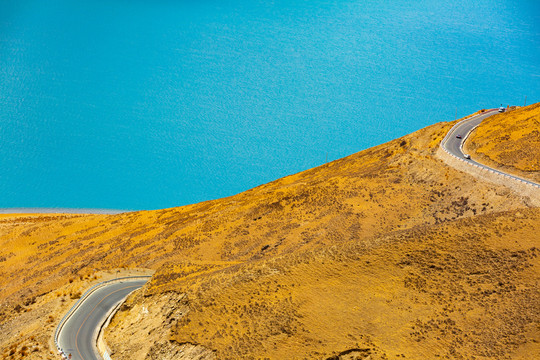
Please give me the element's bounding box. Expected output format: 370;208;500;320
1;0;539;210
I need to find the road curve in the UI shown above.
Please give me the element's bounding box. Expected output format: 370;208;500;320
441;109;540;189
56;279;148;360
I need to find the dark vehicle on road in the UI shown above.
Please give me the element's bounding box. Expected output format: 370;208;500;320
456;134;462;139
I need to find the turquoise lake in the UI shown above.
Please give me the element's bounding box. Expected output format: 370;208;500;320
1;0;539;211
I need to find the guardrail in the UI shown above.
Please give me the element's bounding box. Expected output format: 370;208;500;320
439;110;540;190
54;275;152;359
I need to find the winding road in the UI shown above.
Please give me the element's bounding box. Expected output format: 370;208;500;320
56;278;148;360
441;109;540;189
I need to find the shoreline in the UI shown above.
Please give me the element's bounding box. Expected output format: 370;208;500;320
0;208;132;215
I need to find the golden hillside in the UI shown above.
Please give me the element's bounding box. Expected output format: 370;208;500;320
466;103;540;183
107;207;540;359
0;120;526;310
0;110;538;359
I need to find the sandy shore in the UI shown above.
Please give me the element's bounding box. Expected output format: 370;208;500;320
0;208;132;215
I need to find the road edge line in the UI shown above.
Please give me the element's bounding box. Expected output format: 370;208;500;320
95;293;131;360
54;275;152;358
437;109;540;204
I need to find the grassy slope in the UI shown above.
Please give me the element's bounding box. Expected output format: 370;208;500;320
149;208;538;359
2;120;523;309
466;103;540;183
0;111;538;359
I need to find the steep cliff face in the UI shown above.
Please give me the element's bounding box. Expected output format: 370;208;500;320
1;109;538;359
465;103;540;183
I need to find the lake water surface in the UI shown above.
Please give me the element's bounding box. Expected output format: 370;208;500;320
1;0;539;210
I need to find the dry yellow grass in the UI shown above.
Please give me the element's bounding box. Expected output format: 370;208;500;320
105;208;540;359
0;120;527;312
466;103;540;182
0;111;538;359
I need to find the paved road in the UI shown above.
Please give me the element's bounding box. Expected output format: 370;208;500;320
441;109;540;189
57;279;148;360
